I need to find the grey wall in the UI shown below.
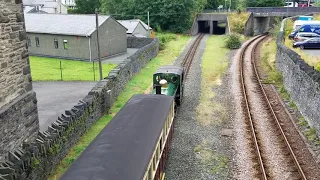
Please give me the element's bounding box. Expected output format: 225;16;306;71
244;13;254;36
276;31;320;134
0;37;159;180
0;0;39;161
247;7;320;17
90;17;127;60
133;22;149;37
27;33;90;60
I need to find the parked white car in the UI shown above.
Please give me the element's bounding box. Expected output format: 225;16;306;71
294;32;320;42
284;2;298;7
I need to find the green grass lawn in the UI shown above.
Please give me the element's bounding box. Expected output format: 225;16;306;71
49;34;190;179
29;56;116;81
197;35;229;126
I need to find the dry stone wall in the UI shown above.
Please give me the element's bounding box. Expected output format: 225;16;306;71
0;0;39;161
276;31;320;134
0;37;159;180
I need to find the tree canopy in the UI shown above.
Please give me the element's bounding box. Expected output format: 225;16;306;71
69;0;100;14
245;0;284;7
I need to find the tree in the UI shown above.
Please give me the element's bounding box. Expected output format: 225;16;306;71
245;0;284;7
73;0;100;14
100;0;207;33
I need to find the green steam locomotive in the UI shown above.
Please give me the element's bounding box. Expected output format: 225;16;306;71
152;65;184;105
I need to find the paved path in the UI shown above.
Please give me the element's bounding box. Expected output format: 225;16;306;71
102;48;139;64
33;81;96;131
302;49;320;56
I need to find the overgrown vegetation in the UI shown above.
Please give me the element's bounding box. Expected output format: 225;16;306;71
49;34;190;179
197;35;229;126
228;12;250;34
29;56;116;81
156;33;178;50
225;33;242;49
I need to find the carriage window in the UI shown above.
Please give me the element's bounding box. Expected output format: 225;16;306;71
171;76;177;83
148;166;152;180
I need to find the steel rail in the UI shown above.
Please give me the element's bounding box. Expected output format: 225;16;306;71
239;34;268;180
181;33;205;81
251;36;307;180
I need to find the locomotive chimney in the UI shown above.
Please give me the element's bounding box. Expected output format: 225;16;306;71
155;84;161;94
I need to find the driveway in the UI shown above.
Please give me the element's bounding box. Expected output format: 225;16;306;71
33;81;96;131
102;48;139;64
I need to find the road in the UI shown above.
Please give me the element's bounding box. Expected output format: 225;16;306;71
33;81;96;131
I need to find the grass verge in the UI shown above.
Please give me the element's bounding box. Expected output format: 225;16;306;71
49;34;190;179
196;35;229;126
30;56;116;81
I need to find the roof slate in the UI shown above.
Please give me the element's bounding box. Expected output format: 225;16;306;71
60;94;174;180
25;13;110;36
118;19;152;34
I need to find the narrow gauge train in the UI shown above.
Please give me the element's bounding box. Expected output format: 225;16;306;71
60;94;175;180
152;65;184;105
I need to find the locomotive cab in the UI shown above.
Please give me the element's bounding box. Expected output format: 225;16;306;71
152;65;184;105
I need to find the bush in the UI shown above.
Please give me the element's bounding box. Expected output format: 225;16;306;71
225;34;242;49
156;33;177;50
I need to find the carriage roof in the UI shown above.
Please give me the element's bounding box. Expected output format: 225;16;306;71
154;65;184;75
61;94;174;180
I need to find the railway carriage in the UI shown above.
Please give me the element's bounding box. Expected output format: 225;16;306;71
61;94;175;180
152;65;184;105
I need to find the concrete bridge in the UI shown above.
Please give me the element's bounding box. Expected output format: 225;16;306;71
245;7;320;36
247;7;320;17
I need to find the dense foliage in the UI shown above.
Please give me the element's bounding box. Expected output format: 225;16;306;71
205;0;240;10
245;0;284;7
99;0;207;33
69;0;100;14
224;34;242;49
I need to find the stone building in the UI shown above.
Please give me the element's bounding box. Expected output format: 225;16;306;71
25;13;128;61
0;0;39;160
118;19;152;37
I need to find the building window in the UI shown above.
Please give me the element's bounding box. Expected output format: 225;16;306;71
63;40;68;49
35;37;40;47
54;39;58;49
27;37;31;47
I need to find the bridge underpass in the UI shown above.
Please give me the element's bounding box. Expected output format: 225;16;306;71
191;14;230;35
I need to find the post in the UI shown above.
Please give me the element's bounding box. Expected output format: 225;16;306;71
148;11;150;37
60;61;62;81
95;8;103;80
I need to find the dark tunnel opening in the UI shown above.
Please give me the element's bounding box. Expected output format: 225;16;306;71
212;21;226;35
198;20;226;34
198;21;210;33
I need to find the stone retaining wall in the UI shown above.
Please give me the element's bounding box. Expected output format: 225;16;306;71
0;37;159;180
127;36;154;48
276;31;320;133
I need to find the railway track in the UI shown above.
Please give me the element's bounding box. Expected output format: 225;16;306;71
239;35;320;180
181;33;205;81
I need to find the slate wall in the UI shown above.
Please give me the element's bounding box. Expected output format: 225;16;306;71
0;0;39;161
276;31;320;133
0;37;159;180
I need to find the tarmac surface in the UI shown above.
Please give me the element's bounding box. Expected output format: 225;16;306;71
33;81;96;131
102;48;139;64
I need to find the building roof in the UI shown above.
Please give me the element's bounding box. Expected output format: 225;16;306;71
25;13;112;36
60;94;174;180
22;0;45;6
118;19;152;34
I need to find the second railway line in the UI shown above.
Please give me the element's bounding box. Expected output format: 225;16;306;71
238;34;320;180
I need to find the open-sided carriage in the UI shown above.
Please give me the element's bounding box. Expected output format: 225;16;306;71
61;94;175;180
